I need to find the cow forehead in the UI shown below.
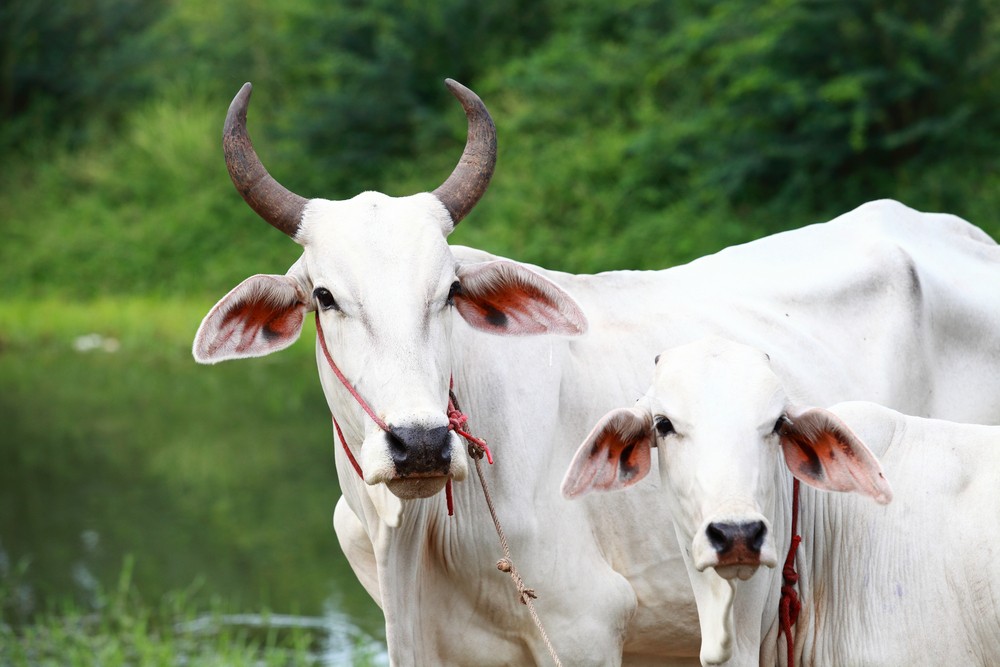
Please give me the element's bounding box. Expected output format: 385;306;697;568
649;337;784;425
298;192;457;296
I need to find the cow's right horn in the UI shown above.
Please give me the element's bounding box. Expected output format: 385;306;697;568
223;83;307;240
432;79;497;229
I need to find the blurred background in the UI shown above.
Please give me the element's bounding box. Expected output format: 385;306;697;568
3;0;1000;663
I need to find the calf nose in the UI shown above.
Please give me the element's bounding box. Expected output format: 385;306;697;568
706;520;767;556
387;425;452;476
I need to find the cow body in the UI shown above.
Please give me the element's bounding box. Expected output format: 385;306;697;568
194;81;1000;665
564;338;1000;665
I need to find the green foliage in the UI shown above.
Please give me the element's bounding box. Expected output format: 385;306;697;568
628;0;1000;216
4;0;1000;293
0;0;167;153
0;94;301;298
275;0;555;195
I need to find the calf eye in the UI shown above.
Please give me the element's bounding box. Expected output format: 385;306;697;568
447;280;461;306
654;416;675;437
313;287;339;311
773;415;791;435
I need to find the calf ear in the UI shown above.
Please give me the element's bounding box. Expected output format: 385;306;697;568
780;406;893;504
562;407;653;498
193;274;311;364
454;260;588;336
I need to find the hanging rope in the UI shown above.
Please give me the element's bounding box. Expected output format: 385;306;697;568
779;478;802;667
316;314;564;666
449;389;564;667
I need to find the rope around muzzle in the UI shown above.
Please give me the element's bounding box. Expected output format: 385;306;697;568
315;313;564;666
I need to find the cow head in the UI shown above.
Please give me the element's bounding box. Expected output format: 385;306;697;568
194;80;587;505
562;337;891;665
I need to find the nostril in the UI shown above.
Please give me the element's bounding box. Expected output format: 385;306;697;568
748;520;767;552
706;522;734;553
432;427;452;467
386;430;409;466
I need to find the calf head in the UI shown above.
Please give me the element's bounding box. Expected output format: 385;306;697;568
194;80;587;508
562;336;891;665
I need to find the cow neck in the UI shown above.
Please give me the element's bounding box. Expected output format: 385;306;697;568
316;312;563;666
315;312;492;517
779;478;802;667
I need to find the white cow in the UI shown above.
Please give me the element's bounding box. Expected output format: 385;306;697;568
193;79;1000;665
563;337;1000;666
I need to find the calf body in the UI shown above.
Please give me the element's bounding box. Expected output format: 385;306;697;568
564;338;1000;665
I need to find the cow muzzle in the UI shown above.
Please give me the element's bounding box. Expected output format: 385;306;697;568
360;422;469;499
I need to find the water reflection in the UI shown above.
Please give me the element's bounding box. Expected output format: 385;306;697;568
177;605;389;665
0;337;386;659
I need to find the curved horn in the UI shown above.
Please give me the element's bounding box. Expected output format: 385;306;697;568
223;83;307;239
432;79;497;228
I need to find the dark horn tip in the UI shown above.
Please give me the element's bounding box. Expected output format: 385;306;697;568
222;82;307;240
433;78;497;228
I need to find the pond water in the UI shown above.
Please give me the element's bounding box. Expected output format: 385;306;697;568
0;330;387;662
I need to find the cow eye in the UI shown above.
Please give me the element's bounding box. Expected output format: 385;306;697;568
773;415;791;435
654;416;675;437
447;280;461;306
313;287;339;311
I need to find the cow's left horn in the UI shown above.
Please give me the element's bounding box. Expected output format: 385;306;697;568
224;83;307;239
432;79;497;228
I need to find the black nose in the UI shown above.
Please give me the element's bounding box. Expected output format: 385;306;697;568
706;521;767;556
386;425;452;476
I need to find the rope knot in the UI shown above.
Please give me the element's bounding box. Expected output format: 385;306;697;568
781;535;802;585
448;390;494;464
779;480;803;667
447;406;469;430
780;583;802;627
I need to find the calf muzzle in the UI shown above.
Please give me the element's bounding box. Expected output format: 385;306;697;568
707;520;767;566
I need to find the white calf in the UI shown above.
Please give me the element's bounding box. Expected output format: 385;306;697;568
563;337;1000;666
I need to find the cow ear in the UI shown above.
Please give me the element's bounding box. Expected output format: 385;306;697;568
454;260;588;336
561;407;653;498
193;274;311;364
779;406;893;504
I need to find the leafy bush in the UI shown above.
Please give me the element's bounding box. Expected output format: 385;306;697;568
3;0;1000;287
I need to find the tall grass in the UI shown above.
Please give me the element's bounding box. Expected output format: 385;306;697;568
0;555;385;666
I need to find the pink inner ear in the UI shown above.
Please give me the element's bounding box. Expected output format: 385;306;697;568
562;408;653;498
215;297;305;356
455;261;587;336
194;275;308;363
781;408;893;504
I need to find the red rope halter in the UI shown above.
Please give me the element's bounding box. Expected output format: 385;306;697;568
778;478;802;666
316;312;491;516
